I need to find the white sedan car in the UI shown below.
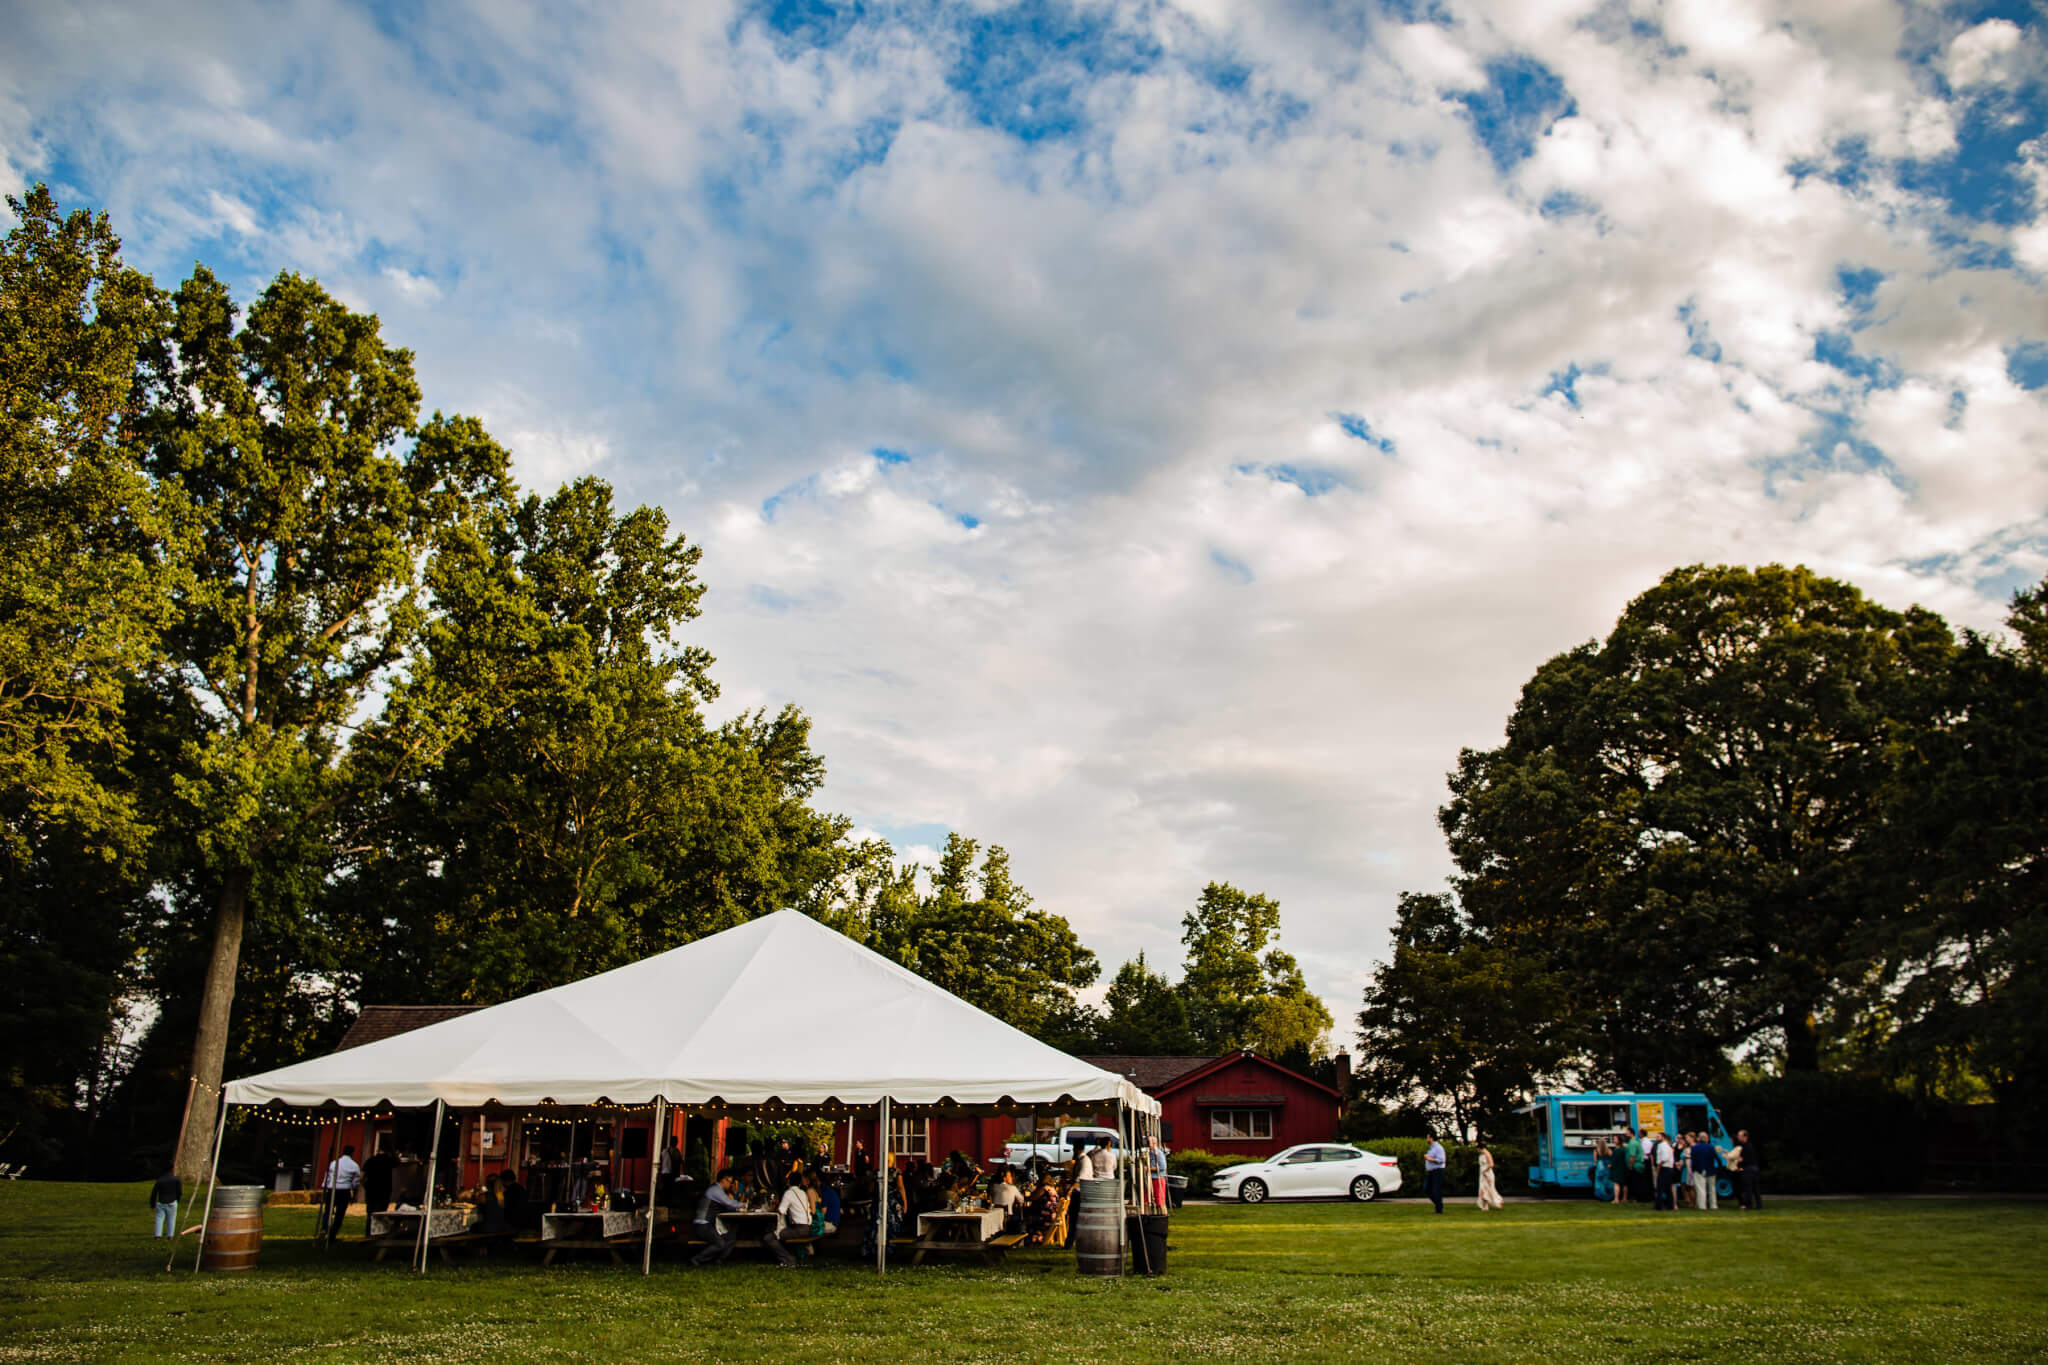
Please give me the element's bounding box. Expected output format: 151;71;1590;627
1210;1143;1404;1203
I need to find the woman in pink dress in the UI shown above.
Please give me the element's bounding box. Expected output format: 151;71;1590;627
1475;1146;1504;1211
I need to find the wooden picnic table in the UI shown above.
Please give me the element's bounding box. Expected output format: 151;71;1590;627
907;1208;1023;1265
365;1208;474;1263
710;1209;782;1255
540;1209;647;1265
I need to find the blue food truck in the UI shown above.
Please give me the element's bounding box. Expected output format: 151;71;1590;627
1517;1091;1735;1198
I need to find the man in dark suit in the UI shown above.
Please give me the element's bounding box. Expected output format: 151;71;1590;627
1734;1129;1762;1210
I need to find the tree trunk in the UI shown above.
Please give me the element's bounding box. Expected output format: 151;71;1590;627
174;868;249;1181
1782;1000;1820;1073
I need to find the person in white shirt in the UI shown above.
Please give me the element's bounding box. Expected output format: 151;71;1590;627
990;1168;1023;1231
1653;1133;1677;1210
320;1144;362;1244
764;1178;809;1267
1084;1139;1117;1181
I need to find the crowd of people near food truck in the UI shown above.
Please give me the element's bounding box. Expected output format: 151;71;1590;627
1589;1127;1764;1210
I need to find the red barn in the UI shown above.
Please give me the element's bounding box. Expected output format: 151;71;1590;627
819;1051;1345;1169
1080;1051;1345;1159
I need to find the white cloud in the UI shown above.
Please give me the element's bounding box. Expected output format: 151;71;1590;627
6;0;2046;1019
1946;19;2024;89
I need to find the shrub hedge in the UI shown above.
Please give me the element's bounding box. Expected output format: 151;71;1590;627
1168;1139;1533;1198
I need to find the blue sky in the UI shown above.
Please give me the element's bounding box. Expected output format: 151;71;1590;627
5;0;2045;1018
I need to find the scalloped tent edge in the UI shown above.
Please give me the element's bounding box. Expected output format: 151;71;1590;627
223;909;1156;1116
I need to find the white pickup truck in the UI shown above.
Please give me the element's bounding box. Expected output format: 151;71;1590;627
998;1125;1123;1168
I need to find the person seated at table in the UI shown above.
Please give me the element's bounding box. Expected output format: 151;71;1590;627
499;1170;533;1231
474;1174;511;1234
946;1148;980;1184
990;1168;1023;1233
816;1175;841;1236
689;1170;744;1267
1022;1179;1059;1244
764;1175;808;1267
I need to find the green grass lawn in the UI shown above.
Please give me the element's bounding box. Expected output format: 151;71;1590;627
1;1184;2043;1363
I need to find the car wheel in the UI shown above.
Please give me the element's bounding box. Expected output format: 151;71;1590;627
1239;1179;1267;1204
1350;1176;1379;1202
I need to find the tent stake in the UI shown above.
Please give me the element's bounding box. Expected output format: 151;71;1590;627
642;1098;665;1275
186;1095;229;1273
415;1099;445;1273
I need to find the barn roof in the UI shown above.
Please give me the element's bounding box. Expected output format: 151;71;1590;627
334;1005;482;1052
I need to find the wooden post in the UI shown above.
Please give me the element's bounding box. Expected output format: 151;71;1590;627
189;1098;229;1272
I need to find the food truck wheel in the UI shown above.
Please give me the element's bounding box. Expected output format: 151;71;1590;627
1349;1176;1379;1202
1238;1179;1268;1204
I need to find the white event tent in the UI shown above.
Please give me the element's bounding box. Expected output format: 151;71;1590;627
201;909;1159;1274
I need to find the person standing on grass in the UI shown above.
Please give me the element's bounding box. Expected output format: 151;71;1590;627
1690;1133;1719;1210
1653;1132;1677;1210
658;1133;682;1210
319;1144;361;1243
1626;1129;1648;1204
362;1141;397;1217
1475;1146;1504;1211
1146;1135;1169;1210
1735;1129;1762;1210
151;1170;182;1238
1423;1133;1447;1213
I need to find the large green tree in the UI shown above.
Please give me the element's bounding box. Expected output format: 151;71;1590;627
1093;953;1199;1055
1179;880;1332;1055
1872;579;2048;1126
140;268;509;1176
1443;563;1953;1081
1354;891;1572;1142
0;187;171;1167
340;475;846;1003
866;834;1100;1038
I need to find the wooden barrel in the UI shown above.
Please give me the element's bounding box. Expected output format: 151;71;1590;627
1072;1179;1123;1276
200;1186;267;1272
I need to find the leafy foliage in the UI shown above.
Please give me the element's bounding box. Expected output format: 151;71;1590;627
1442;564;1953;1081
1354;892;1572;1142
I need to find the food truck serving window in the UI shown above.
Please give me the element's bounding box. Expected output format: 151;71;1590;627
1561;1103;1630;1132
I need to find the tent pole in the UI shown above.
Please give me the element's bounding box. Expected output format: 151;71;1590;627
877;1098;888;1275
415;1099;446;1273
186;1094;229;1273
1114;1097;1125;1276
642;1098;665;1275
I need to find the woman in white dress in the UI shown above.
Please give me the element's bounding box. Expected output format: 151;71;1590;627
1475;1146;1504;1211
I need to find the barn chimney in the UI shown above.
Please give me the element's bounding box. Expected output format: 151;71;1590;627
1334;1051;1353;1114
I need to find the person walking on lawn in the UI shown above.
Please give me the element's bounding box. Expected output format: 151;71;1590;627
1423;1134;1447;1213
151;1170;182;1238
1475;1146;1504;1211
319;1144;361;1244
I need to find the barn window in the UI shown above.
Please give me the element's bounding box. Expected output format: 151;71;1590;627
888;1116;928;1160
1209;1109;1274;1141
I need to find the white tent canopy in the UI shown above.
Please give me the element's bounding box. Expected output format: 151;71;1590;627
224;909;1156;1116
